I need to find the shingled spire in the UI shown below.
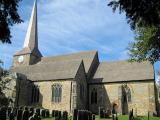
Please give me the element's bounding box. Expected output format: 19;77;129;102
14;0;42;57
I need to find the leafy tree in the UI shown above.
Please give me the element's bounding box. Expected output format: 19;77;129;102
128;26;160;63
108;0;160;28
108;0;160;63
0;0;23;43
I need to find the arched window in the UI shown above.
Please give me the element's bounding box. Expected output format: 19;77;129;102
52;84;62;103
31;85;40;103
127;88;131;102
91;88;97;104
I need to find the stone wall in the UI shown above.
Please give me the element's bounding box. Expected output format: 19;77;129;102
89;81;156;116
16;76;33;106
75;62;87;110
35;80;72;113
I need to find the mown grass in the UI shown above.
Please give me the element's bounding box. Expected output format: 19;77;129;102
41;115;160;120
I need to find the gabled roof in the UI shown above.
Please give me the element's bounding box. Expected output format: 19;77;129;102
92;61;154;83
40;50;98;73
11;59;83;81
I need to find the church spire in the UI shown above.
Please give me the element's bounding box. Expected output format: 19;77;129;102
14;0;42;57
23;0;38;49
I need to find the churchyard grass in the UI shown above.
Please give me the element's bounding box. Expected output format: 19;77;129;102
40;115;160;120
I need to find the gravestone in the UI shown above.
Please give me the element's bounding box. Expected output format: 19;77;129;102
99;107;104;118
0;107;7;120
35;108;40;117
62;111;68;120
22;107;29;120
52;110;55;117
45;109;50;118
73;109;78;120
92;114;95;120
29;107;34;118
41;109;46;118
17;109;23;120
88;111;92;120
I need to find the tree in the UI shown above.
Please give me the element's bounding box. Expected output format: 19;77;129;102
128;25;160;63
108;0;160;63
0;0;23;43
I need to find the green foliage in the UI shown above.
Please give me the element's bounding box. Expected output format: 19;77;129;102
128;26;160;64
0;0;23;43
108;0;160;63
108;0;160;29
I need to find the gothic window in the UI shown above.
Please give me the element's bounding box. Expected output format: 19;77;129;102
72;85;76;94
52;84;62;103
91;88;97;104
31;85;40;103
80;84;85;100
127;88;131;102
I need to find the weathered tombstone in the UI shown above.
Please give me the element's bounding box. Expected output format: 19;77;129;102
73;109;78;120
52;110;55;117
55;110;59;118
17;109;23;120
88;111;92;120
58;111;62;120
0;107;7;120
22;107;29;120
99;107;104;118
78;110;88;120
45;109;50;118
54;110;61;120
84;110;88;120
29;107;34;118
92;114;95;120
35;108;40;117
41;109;46;118
62;111;68;120
78;110;82;120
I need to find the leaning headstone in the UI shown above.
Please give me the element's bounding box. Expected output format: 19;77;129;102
62;111;68;120
73;109;78;120
0;107;7;120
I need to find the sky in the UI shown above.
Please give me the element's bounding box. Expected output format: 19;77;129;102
0;0;159;79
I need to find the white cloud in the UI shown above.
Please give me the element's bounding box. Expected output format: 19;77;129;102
0;0;134;68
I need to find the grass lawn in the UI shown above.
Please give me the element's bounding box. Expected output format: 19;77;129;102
41;115;160;120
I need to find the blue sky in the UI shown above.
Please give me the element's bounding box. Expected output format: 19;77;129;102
0;0;159;79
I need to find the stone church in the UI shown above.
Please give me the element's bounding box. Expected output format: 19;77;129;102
10;0;157;116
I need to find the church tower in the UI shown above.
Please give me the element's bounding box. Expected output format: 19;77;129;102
13;0;42;67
